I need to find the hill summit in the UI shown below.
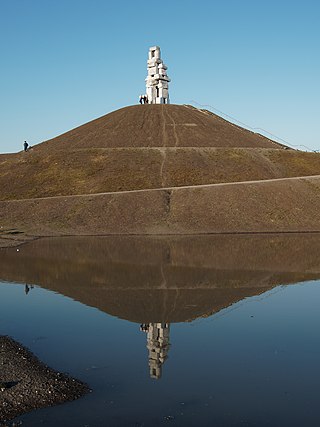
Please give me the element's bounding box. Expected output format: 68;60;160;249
37;104;283;151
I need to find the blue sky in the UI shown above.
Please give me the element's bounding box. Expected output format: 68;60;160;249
0;0;319;153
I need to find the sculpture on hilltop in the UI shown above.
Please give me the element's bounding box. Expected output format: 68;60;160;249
145;46;170;104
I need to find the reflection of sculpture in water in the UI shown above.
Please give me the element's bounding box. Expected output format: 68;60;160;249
140;323;170;379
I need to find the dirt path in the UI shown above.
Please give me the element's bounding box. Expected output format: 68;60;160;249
3;174;320;203
165;107;180;147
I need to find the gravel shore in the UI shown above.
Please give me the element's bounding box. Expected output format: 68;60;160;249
0;336;89;423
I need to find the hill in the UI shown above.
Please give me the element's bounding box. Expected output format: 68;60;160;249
1;105;320;201
0;104;320;238
32;104;284;150
1;175;320;236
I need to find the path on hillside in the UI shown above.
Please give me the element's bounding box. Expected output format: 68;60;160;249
158;106;181;187
3;174;320;203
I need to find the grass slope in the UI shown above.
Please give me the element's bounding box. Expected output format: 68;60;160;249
1;176;320;235
1;104;319;235
1;148;320;200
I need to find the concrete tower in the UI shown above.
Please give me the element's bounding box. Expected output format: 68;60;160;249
145;46;170;104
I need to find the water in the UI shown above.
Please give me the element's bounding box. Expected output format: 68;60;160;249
1;234;320;426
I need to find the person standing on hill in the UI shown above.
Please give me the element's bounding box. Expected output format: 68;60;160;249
23;141;29;152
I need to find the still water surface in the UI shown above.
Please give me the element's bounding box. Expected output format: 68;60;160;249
1;235;320;426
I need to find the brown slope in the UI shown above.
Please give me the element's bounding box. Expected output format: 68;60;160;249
1;104;319;236
1;175;320;236
2;104;320;202
1;147;320;201
33;104;283;150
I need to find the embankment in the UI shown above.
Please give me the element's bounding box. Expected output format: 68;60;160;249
1;175;320;236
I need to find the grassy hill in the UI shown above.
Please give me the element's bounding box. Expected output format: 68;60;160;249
0;104;320;237
1;147;320;200
1;104;320;201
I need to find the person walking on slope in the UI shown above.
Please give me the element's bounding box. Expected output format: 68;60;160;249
23;141;29;152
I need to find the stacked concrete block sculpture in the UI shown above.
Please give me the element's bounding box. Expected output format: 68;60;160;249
145;46;171;104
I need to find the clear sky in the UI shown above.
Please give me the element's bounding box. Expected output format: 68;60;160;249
0;0;319;153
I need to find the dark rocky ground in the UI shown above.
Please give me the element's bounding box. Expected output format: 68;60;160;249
0;336;90;424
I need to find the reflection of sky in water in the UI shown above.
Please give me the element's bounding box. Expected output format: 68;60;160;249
1;279;320;427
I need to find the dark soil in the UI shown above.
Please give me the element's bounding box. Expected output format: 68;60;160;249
0;336;89;423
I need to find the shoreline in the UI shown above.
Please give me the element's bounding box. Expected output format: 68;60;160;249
0;336;90;423
3;229;320;250
0;234;37;249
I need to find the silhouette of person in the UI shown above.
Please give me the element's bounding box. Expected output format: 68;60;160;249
23;141;29;152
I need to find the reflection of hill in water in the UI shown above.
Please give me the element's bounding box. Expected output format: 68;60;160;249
1;234;320;323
